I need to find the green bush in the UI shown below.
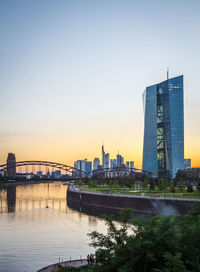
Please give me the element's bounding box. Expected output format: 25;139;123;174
88;203;200;272
88;180;97;188
187;184;193;192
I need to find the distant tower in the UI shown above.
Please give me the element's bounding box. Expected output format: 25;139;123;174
130;161;134;169
167;67;169;80
93;158;100;170
105;153;110;169
7;153;16;179
102;145;105;169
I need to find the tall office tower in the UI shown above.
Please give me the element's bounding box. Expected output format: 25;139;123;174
121;156;124;166
7;153;16;179
130;161;134;169
93;158;100;170
75;159;89;173
117;154;123;167
110;159;117;169
105;153;110;169
142;75;184;179
85;161;92;174
184;159;191;169
102;145;105;168
74;159;90;176
126;162;130;168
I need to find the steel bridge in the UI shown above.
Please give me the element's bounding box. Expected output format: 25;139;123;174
0;160;152;179
0;160;87;177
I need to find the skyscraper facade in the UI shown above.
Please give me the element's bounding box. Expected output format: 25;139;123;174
110;159;116;168
102;145;105;168
116;154;124;167
130;161;134;169
142;75;184;179
105;153;110;169
93;158;100;170
85;161;92;174
74;159;91;176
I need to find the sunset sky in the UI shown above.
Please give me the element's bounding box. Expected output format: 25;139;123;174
1;0;200;168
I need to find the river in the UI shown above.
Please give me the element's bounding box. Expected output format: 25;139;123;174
0;183;109;272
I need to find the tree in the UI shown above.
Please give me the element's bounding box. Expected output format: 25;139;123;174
88;209;133;272
175;170;187;181
177;179;185;193
170;180;175;193
88;180;97;188
158;178;167;191
75;179;83;186
187;184;193;193
142;179;148;190
108;179;113;188
197;181;200;192
88;203;200;272
149;180;155;190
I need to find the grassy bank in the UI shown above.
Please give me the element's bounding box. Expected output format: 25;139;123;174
80;185;200;199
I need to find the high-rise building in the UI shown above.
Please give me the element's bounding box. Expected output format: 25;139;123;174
110;159;116;169
130;161;134;169
105;153;110;169
142;75;184;178
116;154;124;167
126;162;130;168
7;153;16;179
74;160;86;173
85;161;92;174
184;159;191;169
102;145;105;168
74;159;91;175
102;145;110;169
93;158;100;170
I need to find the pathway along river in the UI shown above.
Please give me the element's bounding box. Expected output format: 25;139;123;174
0;183;110;272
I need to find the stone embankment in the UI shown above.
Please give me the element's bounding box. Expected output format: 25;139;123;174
67;187;199;216
37;259;88;272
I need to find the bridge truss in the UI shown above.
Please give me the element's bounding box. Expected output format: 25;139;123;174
0;160;87;177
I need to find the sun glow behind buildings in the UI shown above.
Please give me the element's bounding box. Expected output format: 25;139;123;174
0;0;200;168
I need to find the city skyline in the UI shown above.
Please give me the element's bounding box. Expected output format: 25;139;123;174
1;0;200;168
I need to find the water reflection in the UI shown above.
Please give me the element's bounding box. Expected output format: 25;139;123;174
0;183;146;272
0;183;109;272
0;183;68;214
7;185;16;213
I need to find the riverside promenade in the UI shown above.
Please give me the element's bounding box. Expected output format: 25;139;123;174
67;186;199;215
37;259;88;272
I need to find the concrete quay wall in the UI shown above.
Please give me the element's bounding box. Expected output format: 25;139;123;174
37;259;88;272
67;190;198;215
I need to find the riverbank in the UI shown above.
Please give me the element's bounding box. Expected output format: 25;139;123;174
37;259;88;272
67;188;199;215
80;185;200;199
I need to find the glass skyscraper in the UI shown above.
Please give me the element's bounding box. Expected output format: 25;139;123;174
142;75;184;179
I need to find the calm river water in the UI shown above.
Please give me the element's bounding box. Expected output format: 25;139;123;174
0;183;108;272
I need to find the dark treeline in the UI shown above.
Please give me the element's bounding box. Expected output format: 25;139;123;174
75;174;200;194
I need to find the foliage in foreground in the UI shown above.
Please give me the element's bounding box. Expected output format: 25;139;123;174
88;204;200;272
